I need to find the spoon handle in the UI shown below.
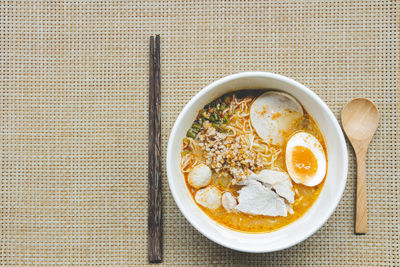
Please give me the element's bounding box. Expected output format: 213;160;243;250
355;151;367;234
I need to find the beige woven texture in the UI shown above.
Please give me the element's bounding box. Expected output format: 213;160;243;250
1;0;399;266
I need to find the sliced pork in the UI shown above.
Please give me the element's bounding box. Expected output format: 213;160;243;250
235;180;287;217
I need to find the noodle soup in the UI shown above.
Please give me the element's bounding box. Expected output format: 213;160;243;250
181;90;327;233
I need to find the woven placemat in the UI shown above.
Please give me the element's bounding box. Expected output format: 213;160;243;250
1;1;398;266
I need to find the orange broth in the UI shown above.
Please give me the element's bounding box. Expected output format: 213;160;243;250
182;91;327;233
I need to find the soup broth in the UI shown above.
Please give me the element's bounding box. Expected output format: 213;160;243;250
181;90;327;233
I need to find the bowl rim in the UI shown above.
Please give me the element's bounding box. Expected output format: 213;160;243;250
167;71;348;253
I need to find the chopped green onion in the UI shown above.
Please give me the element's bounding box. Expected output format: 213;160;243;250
224;115;230;123
209;112;220;122
186;128;197;138
192;122;202;130
212;123;226;133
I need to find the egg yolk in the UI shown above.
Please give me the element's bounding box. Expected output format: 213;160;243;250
290;146;318;182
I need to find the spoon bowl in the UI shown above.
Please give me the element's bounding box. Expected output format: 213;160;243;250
342;98;379;234
342;98;380;141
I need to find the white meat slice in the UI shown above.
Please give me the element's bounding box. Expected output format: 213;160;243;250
237;177;273;190
188;164;212;189
286;204;294;215
221;192;237;212
235;180;287;217
195;186;221;210
248;170;295;204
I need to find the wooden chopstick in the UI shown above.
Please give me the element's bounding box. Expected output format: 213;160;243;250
148;35;162;263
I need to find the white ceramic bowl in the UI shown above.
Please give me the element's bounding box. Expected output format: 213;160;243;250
167;72;348;253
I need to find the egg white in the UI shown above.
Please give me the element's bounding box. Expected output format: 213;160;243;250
250;91;303;146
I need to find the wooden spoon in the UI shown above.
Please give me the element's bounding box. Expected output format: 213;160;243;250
342;98;379;234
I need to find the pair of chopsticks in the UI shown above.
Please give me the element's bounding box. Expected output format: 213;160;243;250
148;35;162;263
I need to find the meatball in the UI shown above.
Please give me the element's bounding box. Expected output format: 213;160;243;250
188;164;212;188
195;186;221;210
222;192;237;212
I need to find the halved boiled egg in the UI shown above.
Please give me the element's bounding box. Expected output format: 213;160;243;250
250;91;303;146
285;132;326;187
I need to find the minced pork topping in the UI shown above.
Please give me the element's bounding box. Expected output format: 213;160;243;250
196;121;264;183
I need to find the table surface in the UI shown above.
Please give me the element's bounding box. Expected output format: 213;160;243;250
1;1;399;266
